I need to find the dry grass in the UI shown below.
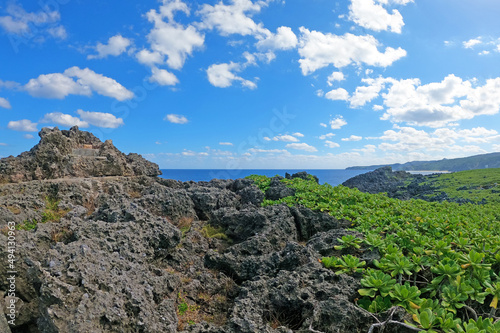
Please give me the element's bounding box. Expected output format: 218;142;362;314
127;190;142;198
176;291;202;330
175;217;194;237
82;197;97;216
51;226;75;243
7;206;21;215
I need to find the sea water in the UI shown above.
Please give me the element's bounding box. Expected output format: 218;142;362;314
159;169;371;186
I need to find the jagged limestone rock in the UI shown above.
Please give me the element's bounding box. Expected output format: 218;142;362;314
0;126;160;183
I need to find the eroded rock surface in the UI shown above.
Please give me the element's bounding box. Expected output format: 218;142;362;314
0;126;161;183
0;129;382;333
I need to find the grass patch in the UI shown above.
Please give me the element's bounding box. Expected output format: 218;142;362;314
201;225;229;240
176;291;201;330
15;218;38;231
42;196;69;223
423;168;500;204
7;206;21;215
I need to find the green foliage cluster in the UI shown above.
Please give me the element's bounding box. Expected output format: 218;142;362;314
249;175;500;333
246;174;273;192
15;196;67;231
42;196;64;223
423;168;500;204
15;218;38;231
201;225;229;240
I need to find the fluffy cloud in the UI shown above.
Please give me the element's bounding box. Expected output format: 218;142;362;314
40;112;89;128
325;88;349;101
149;67;179;86
342;74;500;127
375;126;498;153
292;132;304;137
348;0;409;33
164;114;189;124
319;133;335;140
329;117;347;129
463;37;482;49
272;134;299;142
88;35;132;60
327;72;345;86
76;110;124;128
324;140;340;148
256;26;298;51
197;0;269;37
248;148;289;154
8;119;37;132
342;135;363;141
23;67;134;101
298;28;407;75
206;62;256;89
0;97;11;109
145;0;205;70
349;77;390;107
286;143;318;152
136;49;164;66
0;3;65;38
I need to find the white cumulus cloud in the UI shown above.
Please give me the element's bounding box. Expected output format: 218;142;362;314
463;37;482;49
327;72;345;86
286;142;318;152
329;117;347;129
197;0;269;38
348;0;409;33
76;110;124;128
298;28;407;75
272;134;300;142
0;97;11;109
145;0;205;70
136;49;164;66
325;88;349;101
40;112;89;128
8;119;38;132
149;67;179;86
325;140;340;148
0;3;66;39
23;67;134;101
88;35;132;60
206;62;256;89
165;114;189;124
256;26;298;51
342;135;363;141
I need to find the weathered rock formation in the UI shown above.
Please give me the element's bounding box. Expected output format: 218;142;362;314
342;166;463;203
0;131;407;333
0;126;161;183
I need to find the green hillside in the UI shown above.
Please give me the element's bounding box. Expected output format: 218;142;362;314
423;168;500;204
347;152;500;172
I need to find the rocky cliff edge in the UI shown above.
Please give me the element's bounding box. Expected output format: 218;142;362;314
0;126;161;183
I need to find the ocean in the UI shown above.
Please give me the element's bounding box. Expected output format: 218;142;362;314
159;169;371;186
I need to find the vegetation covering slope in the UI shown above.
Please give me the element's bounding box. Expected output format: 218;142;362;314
422;168;500;205
248;174;500;333
347;152;500;172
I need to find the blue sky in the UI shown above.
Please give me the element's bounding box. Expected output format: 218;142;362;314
1;0;500;169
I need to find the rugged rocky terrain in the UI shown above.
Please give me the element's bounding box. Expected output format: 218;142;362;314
0;128;409;333
342;166;463;203
0;126;161;183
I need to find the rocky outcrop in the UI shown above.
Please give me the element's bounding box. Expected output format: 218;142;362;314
342;166;443;201
0;131;390;332
0;126;161;183
0;174;381;333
